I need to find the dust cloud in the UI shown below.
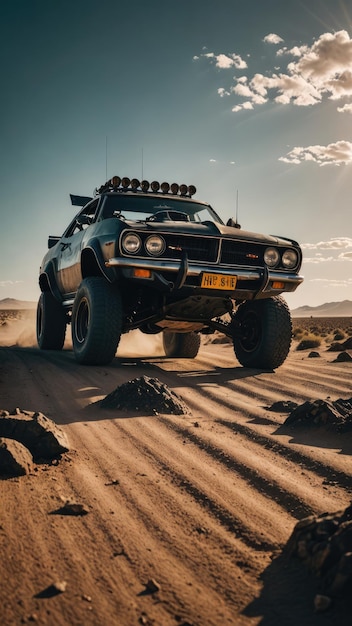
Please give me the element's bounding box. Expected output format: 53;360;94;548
0;312;37;348
0;311;164;357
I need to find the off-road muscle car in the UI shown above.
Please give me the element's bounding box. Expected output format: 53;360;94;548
37;175;303;368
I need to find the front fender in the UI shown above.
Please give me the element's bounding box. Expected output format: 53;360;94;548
81;238;117;283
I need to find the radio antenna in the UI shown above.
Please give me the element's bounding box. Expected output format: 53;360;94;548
141;147;144;180
236;189;239;224
105;136;108;180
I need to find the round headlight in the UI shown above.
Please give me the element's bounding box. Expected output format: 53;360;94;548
161;181;170;193
188;185;196;196
111;175;121;187
282;249;298;269
130;178;140;190
141;180;149;192
122;232;141;254
121;177;130;188
151;180;160;192
145;235;165;256
179;184;188;196
170;183;179;195
264;247;280;268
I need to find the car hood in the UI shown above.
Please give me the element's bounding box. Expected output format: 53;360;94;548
124;220;298;247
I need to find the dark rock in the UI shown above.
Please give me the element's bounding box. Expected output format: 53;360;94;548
332;351;352;363
286;502;352;601
0;409;69;461
51;501;89;516
145;578;160;593
284;398;352;432
99;375;190;415
0;437;33;477
327;336;352;352
267;400;299;413
308;351;320;358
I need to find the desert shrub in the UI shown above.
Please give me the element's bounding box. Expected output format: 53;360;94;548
333;329;345;341
296;334;322;351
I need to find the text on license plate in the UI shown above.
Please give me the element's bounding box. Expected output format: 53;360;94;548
201;273;237;290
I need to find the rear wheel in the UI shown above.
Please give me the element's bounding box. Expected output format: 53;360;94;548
233;296;292;369
37;291;67;350
71;277;122;365
163;331;201;358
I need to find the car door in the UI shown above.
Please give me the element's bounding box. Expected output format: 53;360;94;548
56;200;99;296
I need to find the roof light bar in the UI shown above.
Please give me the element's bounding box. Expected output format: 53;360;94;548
98;176;197;197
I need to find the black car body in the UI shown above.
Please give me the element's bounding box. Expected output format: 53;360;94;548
37;176;303;368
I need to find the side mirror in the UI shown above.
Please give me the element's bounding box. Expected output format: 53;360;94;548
226;218;241;229
48;236;60;249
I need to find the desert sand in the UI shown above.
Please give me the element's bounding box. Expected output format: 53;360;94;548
0;310;351;626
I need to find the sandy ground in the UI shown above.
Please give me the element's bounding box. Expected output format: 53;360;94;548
0;311;351;626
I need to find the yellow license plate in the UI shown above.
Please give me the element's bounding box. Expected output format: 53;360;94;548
201;273;237;290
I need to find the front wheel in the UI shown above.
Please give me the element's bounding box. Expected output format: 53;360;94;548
233;296;292;370
71;277;122;365
37;291;67;350
163;331;201;358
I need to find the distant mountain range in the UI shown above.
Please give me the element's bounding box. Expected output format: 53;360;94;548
0;298;37;310
1;297;351;317
292;300;352;317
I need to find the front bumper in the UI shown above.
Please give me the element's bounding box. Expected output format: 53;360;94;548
105;256;303;299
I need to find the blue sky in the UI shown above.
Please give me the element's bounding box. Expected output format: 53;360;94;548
1;0;352;308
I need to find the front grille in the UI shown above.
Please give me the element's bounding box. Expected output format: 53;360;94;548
220;240;264;266
162;235;219;263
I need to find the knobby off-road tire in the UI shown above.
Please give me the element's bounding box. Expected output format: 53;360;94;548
71;277;122;365
163;331;201;358
233;296;292;370
37;291;67;350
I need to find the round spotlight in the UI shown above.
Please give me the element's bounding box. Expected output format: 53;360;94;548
141;180;150;192
179;184;188;196
121;177;130;188
130;178;140;190
264;247;280;268
282;249;298;269
161;182;170;193
188;185;196;197
111;176;121;187
170;183;179;195
122;232;142;254
145;235;165;256
151;180;160;192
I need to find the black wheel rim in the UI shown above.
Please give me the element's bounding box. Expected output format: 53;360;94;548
239;311;262;352
75;298;90;344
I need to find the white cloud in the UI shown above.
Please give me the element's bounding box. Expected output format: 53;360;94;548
302;238;352;250
194;51;247;70
303;255;334;263
337;103;352;113
263;33;284;45
0;280;22;287
279;140;352;166
196;30;352;113
339;251;352;260
310;277;352;287
300;238;352;264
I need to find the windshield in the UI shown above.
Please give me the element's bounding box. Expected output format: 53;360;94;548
100;194;224;224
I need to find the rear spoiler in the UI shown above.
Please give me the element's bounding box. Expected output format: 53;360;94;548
70;194;93;207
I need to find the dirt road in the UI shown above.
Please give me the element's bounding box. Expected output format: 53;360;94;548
0;328;351;625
